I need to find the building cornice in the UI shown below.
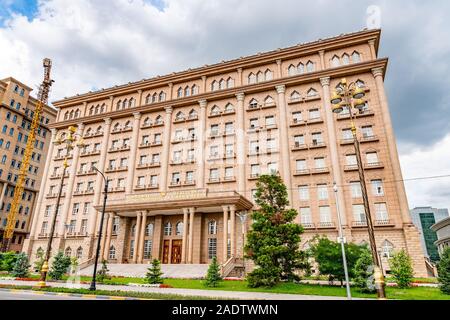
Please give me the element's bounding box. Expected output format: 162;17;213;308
52;29;381;107
49;58;388;130
431;216;450;232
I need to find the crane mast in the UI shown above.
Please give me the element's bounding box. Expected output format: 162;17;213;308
1;58;54;252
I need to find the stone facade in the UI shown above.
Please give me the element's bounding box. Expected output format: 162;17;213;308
0;77;57;252
23;29;427;277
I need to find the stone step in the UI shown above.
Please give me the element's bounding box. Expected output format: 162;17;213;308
80;263;209;279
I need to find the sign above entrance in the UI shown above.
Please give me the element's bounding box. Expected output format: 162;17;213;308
126;189;208;203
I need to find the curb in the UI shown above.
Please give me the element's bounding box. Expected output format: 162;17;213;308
0;288;150;300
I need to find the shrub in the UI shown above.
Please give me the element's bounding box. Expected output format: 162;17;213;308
0;252;17;272
146;259;164;284
205;257;222;287
11;253;30;278
48;251;71;280
389;249;414;289
437;247;450;294
353;249;376;293
97;260;111;283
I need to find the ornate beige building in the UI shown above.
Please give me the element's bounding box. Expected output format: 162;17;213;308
23;29;427;276
0;77;57;252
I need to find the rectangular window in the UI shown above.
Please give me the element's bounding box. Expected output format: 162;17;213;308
346;154;357;166
371;179;384;196
350;181;362;198
314;157;325;169
300;207;312;225
375;203;389;222
186;171;194;183
144;240;152;259
267;162;278;174
319;206;332;223
249;118;259;129
366;152;378;164
129;240;135;258
210;168;219;180
311;132;323;145
83;202;90;215
150;175;158;187
296;159;307;171
317;184;328;200
250;164;260;176
80;219;87;234
362;125;374;138
137;176;145;187
309;109;320;119
292;112;302;123
208;238;217;259
353;204;366;223
298;186;309;201
294;135;305;146
342;129;353;140
225;167;234;178
72;203;80;215
265;116;275;127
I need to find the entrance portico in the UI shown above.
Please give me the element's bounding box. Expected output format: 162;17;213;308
94;189;253;265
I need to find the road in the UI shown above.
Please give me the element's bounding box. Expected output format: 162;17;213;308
0;290;96;300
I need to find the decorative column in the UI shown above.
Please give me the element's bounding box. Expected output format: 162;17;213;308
137;211;147;263
188;208;195;263
235;93;246;195
319;50;326;70
137;89;143;107
222;205;229;263
168;83;173;100
372;67;411;223
197;100;207;188
275;85;293;205
368;40;377;60
276;59;282;79
181;208;189;263
320;77;348;226
237;68;243;87
201;76;207;94
126;112;142;194
160;107;173;191
132;212;142;263
102;213;114;260
89;118;112;236
58;123;85;236
109;96;114;112
230;205;236;258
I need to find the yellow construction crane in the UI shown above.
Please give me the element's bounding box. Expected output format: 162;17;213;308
1;58;54;252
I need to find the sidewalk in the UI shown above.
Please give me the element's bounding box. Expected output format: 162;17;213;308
0;279;364;300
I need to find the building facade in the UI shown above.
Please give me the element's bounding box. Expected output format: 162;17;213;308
410;207;449;262
431;216;450;257
0;77;57;252
23;29;427;276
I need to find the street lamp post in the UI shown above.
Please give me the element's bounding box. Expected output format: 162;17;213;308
36;126;84;288
330;78;386;299
333;182;351;300
89;166;108;291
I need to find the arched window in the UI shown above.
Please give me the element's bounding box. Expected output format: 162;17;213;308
116;100;121;110
219;79;226;90
2;125;7;133
21;221;26;229
65;247;72;257
208;220;217;235
159;91;166;101
264;69;273;81
109;245;116;259
355;79;366;88
298;62;305;74
152;93;158;103
143;117;151;126
175;111;185;121
145;223;153;236
307;88;318;97
164;222;172;236
96;126;103;134
184;86;191;97
226;77;234;88
155;115;163;125
224;103;234;113
290;91;301;101
101;104;106;113
191;85;198;95
70;110;74;119
288;64;296;76
0;139;3;147
189;109;197;119
113;123;120;131
211;80;219;91
257;71;264;83
331;55;340;67
122;99;128;109
124;120;131;129
177;87;183;98
176;221;183;235
76;246;83;259
342;53;350;65
146;94;151;104
306;61;314;72
211;105;220;115
248;73;256;84
381;240;394;258
352;51;361;63
89;106;94;115
264;96;274;105
249;98;258;108
75;109;80;118
95;105;100;114
128;98;135;108
131;224;136;237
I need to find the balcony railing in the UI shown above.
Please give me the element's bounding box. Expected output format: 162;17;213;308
294;169;310;176
301;223;315;229
364;162;384;170
318;222;335;228
352;220;368;227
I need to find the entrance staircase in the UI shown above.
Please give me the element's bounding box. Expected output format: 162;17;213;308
220;257;245;278
79;263;209;279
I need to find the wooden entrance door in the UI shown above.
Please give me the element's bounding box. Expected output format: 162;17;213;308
171;240;182;264
162;240;170;264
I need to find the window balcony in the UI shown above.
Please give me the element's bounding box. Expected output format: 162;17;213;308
185;157;196;164
223;130;235;137
208;111;222;118
208;153;221;161
172;136;185;144
146;183;159;190
83;131;103;139
80;150;101;157
309;141;326;149
174;117;186;123
294;169;310;176
141;122;153;129
360;135;379;143
364;162;384;170
187;114;198;121
301;223;315;229
139;141;151;148
134;184;146;190
318;222;335;229
209;131;221;138
183;179;196;186
247;125;262;132
375;219;394;227
340;138;354;145
223;176;236;182
152;141;163;147
311;167;329;175
105;166;128;173
264;124;278;130
113;187;125;193
337;109;374;121
223;152;236;159
85;189;95;195
308;117;324;124
169;180;182;187
344;164;358;172
292;143;308;151
207;177;221;184
352;220;368;227
153;120;164;127
249;173;260;180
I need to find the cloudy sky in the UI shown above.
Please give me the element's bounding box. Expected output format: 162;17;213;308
1;0;450;212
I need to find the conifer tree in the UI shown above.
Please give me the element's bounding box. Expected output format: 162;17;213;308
146;259;164;284
11;253;30;278
205;256;222;287
48;251;71;280
437;247;450;294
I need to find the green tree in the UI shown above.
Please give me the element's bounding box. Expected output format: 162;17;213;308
389;249;414;289
437;247;450;294
0;252;17;272
245;174;307;287
11;253;30;278
96;260;111;283
146;259;164;284
309;236;365;286
33;248;45;272
48;251;71;280
205;256;222;287
353;248;376;293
